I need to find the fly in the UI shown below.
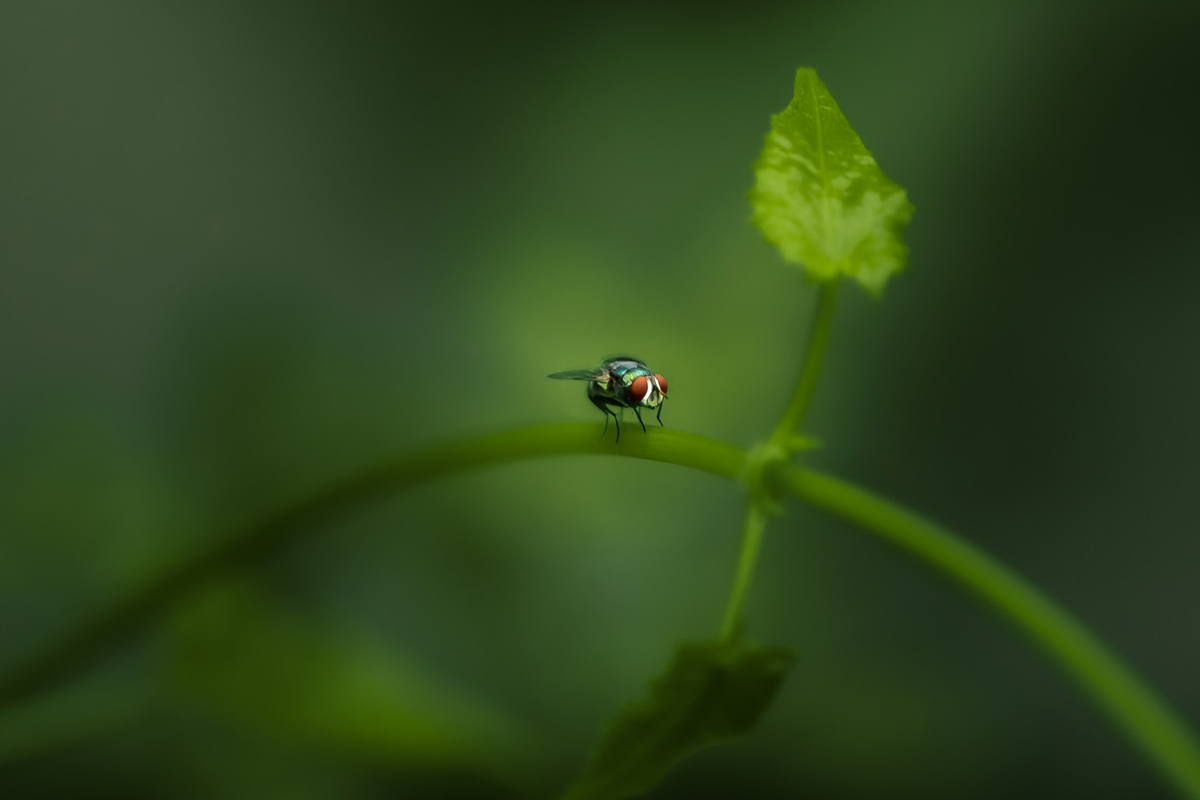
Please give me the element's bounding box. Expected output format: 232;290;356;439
547;356;668;443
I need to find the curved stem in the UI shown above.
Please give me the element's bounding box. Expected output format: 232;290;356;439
769;281;838;448
771;464;1200;800
4;425;1199;800
717;499;769;644
0;425;746;711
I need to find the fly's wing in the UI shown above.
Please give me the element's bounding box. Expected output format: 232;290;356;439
547;368;602;381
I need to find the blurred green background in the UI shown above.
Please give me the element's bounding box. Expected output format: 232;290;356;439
3;1;1199;797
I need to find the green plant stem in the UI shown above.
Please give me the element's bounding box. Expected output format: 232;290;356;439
717;281;837;645
770;464;1200;800
769;281;838;448
3;426;1199;800
0;425;745;711
717;499;768;644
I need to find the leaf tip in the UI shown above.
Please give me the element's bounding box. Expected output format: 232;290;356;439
750;67;914;295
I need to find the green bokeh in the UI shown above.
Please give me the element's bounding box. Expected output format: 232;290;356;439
2;1;1199;798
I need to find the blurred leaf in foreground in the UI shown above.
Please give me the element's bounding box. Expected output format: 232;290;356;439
751;67;913;294
560;639;795;800
169;581;539;788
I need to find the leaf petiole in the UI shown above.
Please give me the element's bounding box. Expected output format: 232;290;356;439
717;499;769;645
769;280;839;450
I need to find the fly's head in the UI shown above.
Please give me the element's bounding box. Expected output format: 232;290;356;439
627;372;668;409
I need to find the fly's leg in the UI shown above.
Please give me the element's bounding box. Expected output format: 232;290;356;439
590;395;618;441
633;406;647;434
656;402;665;427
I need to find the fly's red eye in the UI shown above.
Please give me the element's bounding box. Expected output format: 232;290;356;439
629;375;650;403
654;374;668;395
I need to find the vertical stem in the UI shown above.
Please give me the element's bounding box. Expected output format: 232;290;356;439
718;281;840;642
718;499;769;643
769;281;839;448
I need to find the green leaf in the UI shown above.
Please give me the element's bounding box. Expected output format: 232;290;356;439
168;581;539;784
560;639;795;800
751;67;914;294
